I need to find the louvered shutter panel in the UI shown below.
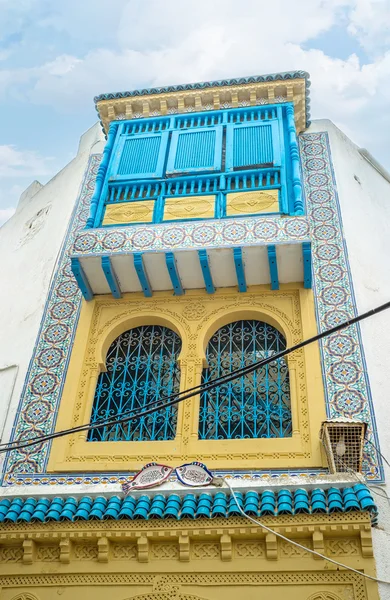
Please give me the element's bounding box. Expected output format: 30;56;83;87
110;132;168;180
226;121;281;171
166;127;222;174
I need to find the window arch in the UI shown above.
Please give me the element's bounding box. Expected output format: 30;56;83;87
88;325;182;442
198;320;292;440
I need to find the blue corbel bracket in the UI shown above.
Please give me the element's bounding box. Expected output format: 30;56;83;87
233;247;247;293
133;253;152;297
166;252;184;296
198;250;215;294
101;256;122;299
267;245;279;290
302;242;312;289
71;257;93;301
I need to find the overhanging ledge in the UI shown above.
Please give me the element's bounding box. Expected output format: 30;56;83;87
71;240;312;300
71;216;312;299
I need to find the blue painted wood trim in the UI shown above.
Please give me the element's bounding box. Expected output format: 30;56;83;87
233;247;247;292
267;245;279;290
286;104;304;215
86;122;119;228
71;257;93;301
198;250;215;294
101;256;122;298
165;252;184;295
110;131;169;181
93;124;124;227
302;241;312;289
133;253;152;297
166;126;223;174
277;105;288;214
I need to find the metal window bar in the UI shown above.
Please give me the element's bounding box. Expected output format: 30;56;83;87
198;320;292;440
88;325;182;442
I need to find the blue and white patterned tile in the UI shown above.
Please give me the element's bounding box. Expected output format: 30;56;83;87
300;131;383;481
71;216;311;256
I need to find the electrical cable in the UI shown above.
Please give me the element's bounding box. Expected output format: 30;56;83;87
223;477;390;585
365;437;390;470
2;299;390;455
320;436;390;509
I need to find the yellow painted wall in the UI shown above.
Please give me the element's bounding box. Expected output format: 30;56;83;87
101;191;280;227
0;513;379;599
226;190;279;216
49;284;326;473
163;195;216;220
103;201;154;225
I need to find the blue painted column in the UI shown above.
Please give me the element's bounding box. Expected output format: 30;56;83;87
86;122;118;228
285;105;304;215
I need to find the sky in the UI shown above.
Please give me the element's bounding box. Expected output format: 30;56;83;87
1;0;390;226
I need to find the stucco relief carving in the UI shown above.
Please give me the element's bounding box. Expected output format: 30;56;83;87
0;573;365;600
10;595;40;600
307;594;343;600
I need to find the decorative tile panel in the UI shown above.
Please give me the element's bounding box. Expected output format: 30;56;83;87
72;215;310;257
299;132;382;481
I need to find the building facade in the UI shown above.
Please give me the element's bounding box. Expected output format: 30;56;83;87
0;71;390;600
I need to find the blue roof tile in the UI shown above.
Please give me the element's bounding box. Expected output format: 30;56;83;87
0;485;377;525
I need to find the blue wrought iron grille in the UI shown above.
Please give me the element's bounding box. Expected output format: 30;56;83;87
88;325;182;442
198;320;292;440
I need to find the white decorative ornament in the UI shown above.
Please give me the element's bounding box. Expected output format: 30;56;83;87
122;463;172;493
175;462;215;487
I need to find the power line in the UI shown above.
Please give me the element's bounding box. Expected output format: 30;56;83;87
223;478;390;585
3;299;390;455
365;437;390;470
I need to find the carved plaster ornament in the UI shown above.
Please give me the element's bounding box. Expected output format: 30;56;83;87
175;461;223;487
122;463;172;493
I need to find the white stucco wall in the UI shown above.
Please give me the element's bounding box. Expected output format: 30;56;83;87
308;119;390;598
0;122;105;461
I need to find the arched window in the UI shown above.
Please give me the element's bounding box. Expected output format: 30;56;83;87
198;320;291;440
88;325;182;442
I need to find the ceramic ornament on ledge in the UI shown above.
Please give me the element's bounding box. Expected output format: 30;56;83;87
122;463;173;493
175;462;223;487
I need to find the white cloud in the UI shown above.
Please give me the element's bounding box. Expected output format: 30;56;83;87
0;207;16;227
0;144;53;178
1;0;390;175
348;0;390;55
2;0;383;167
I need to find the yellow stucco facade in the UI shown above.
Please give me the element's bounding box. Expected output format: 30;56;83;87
48;284;326;473
0;512;379;600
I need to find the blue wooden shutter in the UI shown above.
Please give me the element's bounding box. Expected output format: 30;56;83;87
166;127;222;174
110;132;168;180
226;121;281;171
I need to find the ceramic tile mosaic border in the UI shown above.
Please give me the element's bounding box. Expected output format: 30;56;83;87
71;216;310;256
0;131;383;487
300;132;383;482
